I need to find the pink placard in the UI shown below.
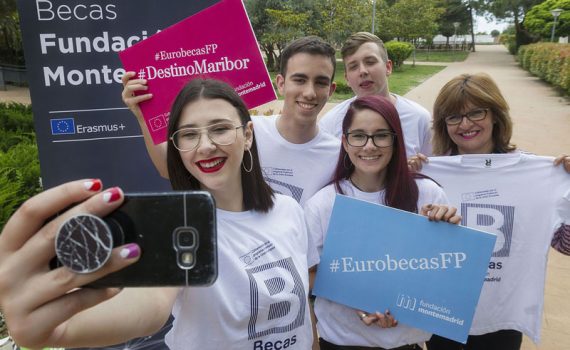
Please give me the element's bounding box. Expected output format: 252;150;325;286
119;0;276;144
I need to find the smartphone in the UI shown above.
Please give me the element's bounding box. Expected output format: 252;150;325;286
52;191;217;288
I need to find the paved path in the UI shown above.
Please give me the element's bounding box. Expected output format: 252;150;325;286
1;45;569;349
0;85;31;104
406;44;570;350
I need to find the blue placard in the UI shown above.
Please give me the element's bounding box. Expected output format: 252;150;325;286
313;195;497;343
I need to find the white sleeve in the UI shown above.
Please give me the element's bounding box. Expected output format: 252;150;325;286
305;220;321;268
304;198;326;258
419;110;433;156
303;187;338;261
417;178;450;209
558;182;570;223
289;198;321;268
318;99;352;139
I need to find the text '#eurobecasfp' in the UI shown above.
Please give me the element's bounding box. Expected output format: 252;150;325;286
328;252;467;273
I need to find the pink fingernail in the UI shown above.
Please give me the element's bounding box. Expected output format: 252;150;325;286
103;187;122;203
119;244;140;259
84;179;102;191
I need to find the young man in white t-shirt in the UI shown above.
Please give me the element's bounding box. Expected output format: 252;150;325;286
120;37;340;349
318;32;432;157
121;36;340;206
252;36;340;205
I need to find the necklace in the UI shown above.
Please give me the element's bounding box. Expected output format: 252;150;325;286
349;177;366;192
348;176;385;193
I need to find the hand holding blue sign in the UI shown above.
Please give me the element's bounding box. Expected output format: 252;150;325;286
304;95;494;348
357;309;399;328
312;195;495;344
420;204;461;224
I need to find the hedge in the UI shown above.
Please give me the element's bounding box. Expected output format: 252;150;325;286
0;103;41;232
518;43;570;94
385;41;414;68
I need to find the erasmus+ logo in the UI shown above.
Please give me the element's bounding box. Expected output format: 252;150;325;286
50;118;75;135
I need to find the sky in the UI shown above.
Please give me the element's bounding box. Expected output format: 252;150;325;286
475;15;511;34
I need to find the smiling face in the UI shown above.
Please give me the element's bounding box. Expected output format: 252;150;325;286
342;108;394;189
446;105;495;154
276;52;335;124
343;42;393;98
176;98;253;202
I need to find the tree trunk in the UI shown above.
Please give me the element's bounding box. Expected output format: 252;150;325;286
262;44;276;72
513;11;536;52
469;4;475;52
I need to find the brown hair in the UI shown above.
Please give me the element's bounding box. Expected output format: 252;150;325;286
166;79;274;212
279;36;336;81
341;32;388;63
432;73;516;155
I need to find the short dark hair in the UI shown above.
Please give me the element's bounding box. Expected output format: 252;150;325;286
279;36;336;81
341;32;388;64
166;79;274;212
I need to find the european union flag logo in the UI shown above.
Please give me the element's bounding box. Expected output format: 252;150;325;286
50;118;75;135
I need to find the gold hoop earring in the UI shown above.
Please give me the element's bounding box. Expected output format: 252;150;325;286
242;148;253;173
343;153;353;170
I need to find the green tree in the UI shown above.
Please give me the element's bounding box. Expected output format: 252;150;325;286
437;0;471;46
379;0;443;43
245;0;286;72
378;0;443;65
315;0;371;47
473;0;545;50
0;0;24;65
525;0;569;39
491;29;501;36
373;0;397;42
262;8;311;70
245;0;316;71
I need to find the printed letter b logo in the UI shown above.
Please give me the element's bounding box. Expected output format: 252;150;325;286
246;257;306;339
462;203;515;257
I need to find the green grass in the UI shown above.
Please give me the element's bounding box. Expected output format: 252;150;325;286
412;50;469;62
267;62;445;102
388;64;446;97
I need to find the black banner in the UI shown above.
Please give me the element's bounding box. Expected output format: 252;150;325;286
17;0;220;191
16;1;221;348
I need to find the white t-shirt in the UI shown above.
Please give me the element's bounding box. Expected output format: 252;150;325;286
422;153;570;343
304;178;449;348
253;115;340;206
165;194;318;350
318;94;432;157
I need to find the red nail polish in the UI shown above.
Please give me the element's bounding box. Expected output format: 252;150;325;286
103;187;122;203
84;179;102;191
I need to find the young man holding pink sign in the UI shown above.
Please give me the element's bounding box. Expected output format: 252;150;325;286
122;36;340;205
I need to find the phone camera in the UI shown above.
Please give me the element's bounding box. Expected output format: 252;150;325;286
173;227;199;270
177;229;196;248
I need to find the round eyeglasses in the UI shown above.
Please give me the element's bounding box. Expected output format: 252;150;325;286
345;132;396;148
170;122;244;152
444;108;489;125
